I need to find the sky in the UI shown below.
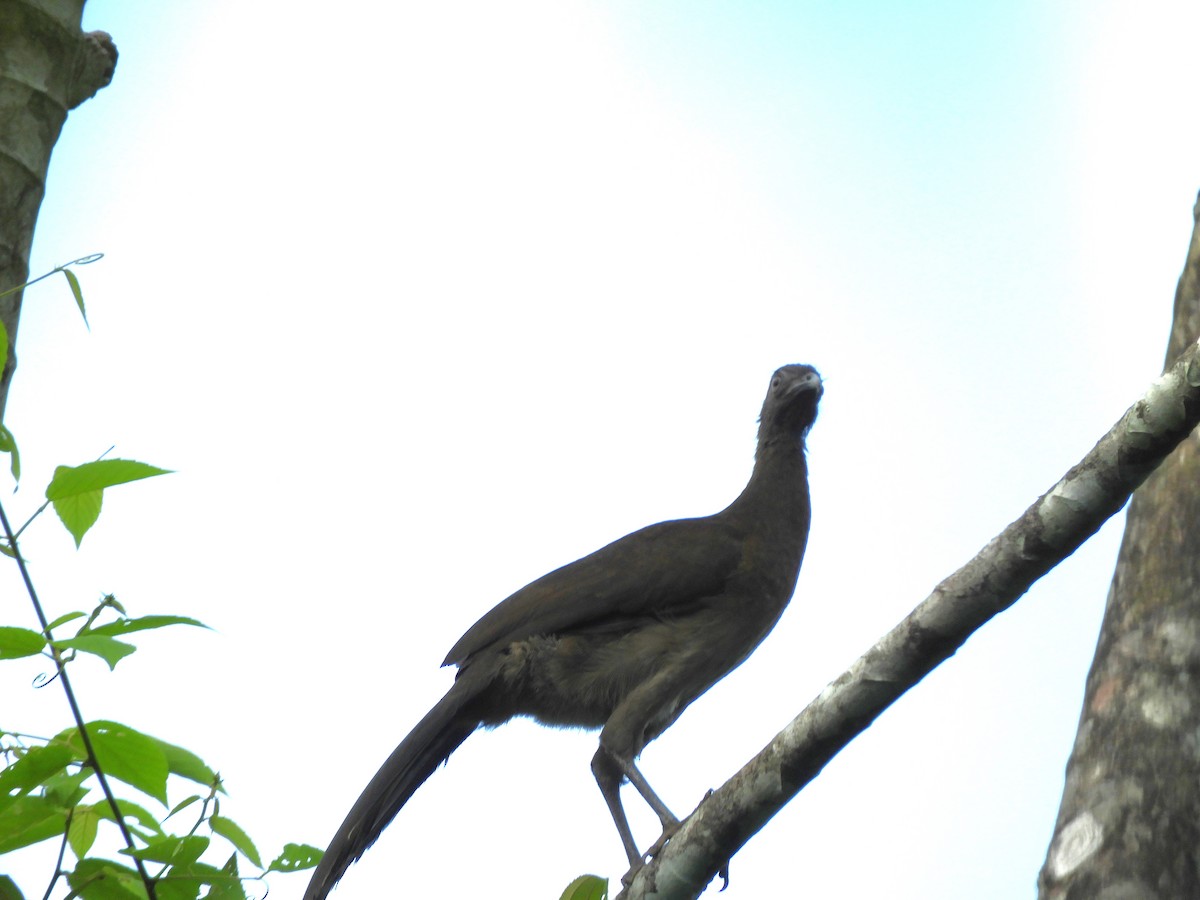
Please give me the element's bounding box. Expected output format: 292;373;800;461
5;1;1200;898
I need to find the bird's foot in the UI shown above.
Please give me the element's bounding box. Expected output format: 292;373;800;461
619;857;645;889
618;820;682;888
643;818;681;861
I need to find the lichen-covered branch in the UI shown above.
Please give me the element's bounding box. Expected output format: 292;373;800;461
620;334;1200;900
1036;195;1200;899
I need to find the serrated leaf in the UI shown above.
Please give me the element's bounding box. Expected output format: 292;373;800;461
0;626;46;659
125;834;209;866
68;804;101;858
94;797;165;839
63;721;169;804
153;738;219;789
49;484;101;548
204;855;246;900
42;769;91;807
167;795;202;819
0;743;73;810
52;635;137;670
88;615;208;637
46;459;173;498
62;267;88;330
0;795;67;854
560;874;609;900
45;459;173;547
268;843;323;873
153;860;221;900
47;610;87;631
210;815;262;868
66;858;144;900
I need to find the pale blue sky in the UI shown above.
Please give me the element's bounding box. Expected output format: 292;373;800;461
6;2;1199;898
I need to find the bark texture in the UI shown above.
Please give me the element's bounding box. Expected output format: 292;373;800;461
1038;193;1200;899
619;328;1200;899
0;0;116;418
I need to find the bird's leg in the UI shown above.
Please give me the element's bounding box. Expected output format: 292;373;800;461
591;748;643;867
611;754;680;835
593;745;682;869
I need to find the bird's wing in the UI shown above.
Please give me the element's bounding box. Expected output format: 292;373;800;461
442;516;743;667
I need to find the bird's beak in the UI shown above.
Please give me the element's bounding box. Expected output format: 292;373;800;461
789;372;823;398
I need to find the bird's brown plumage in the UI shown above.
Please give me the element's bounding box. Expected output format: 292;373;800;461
305;364;822;899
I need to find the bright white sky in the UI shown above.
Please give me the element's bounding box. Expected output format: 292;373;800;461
6;2;1200;898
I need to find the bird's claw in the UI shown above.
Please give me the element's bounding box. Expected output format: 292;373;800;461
645;818;680;859
619;820;682;887
620;857;645;888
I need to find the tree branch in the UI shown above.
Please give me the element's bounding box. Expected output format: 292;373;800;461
619;336;1200;900
1035;193;1200;896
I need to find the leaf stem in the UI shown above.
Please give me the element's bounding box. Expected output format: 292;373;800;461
0;254;103;301
0;496;158;900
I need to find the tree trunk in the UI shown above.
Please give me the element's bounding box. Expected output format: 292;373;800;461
1039;191;1200;899
0;0;116;418
619;224;1200;899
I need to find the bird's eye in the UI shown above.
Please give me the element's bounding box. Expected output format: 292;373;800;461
771;376;782;390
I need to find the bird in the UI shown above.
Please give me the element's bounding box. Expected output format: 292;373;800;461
305;364;822;899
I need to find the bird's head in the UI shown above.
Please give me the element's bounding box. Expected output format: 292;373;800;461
757;364;823;446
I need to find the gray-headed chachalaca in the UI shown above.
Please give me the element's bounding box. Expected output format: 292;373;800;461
305;364;822;898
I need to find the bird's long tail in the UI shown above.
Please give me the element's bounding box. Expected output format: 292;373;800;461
304;669;486;900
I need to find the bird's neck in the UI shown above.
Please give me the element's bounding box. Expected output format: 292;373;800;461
726;436;810;529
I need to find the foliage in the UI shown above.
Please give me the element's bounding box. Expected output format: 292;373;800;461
0;262;321;899
560;874;609;900
1;597;322;899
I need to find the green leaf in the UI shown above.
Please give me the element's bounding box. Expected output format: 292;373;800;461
0;795;67;854
268;843;323;873
52;634;137;669
94;797;165;840
91;722;170;804
42;768;91;807
0;626;46;659
48;481;101;547
204;855;247;900
0;422;20;482
45;459;173;547
560;874;609;900
46;459;174;497
153;860;221;900
0;875;24;900
166;795;202;819
148;879;200;900
154;739;219;789
47;610;87;631
0;743;74;811
88;615;208;637
61;721;169;804
125;834;209;866
62;267;89;329
66;858;144;900
68;803;101;858
102;594;128;616
210;815;262;868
